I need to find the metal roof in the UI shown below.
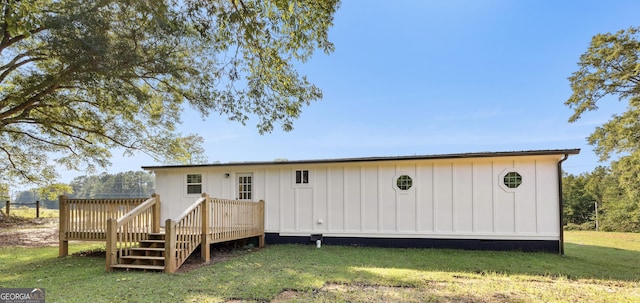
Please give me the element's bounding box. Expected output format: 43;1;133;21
141;148;580;170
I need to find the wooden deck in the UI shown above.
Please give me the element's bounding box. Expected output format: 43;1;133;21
58;194;264;273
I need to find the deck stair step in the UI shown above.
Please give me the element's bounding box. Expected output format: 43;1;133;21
139;239;187;246
110;231;192;272
146;234;166;241
120;255;164;261
139;240;164;244
139;242;164;249
110;232;169;271
111;264;165;271
130;247;165;252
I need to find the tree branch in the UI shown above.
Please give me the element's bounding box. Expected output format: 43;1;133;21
0;67;75;120
4;128;78;155
0;144;36;182
0;2;12;51
0;54;48;84
0;26;46;53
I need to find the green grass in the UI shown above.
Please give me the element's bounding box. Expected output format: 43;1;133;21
4;206;59;218
1;232;639;302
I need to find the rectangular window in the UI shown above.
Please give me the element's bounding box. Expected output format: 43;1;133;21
237;174;252;200
186;174;202;194
295;170;309;184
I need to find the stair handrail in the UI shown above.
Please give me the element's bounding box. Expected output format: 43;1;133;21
164;193;209;273
106;194;161;271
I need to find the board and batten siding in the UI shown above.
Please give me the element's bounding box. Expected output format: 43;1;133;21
151;154;562;241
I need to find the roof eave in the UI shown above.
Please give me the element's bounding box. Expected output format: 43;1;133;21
141;148;581;171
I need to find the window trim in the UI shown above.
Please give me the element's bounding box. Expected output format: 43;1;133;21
293;169;312;187
237;173;253;200
393;174;414;193
185;173;203;196
499;169;523;192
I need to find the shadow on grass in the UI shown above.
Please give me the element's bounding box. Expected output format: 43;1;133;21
562;242;640;279
191;242;640;285
171;242;640;301
2;241;639;302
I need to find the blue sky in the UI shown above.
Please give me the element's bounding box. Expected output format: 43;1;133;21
63;0;640;182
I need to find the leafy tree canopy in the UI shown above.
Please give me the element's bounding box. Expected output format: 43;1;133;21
0;182;7;200
69;171;154;199
162;133;208;165
0;0;339;185
566;27;640;161
37;183;73;201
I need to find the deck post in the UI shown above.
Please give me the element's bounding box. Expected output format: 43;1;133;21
58;195;68;257
258;200;265;248
152;193;160;233
105;218;117;272
201;193;210;263
165;219;176;273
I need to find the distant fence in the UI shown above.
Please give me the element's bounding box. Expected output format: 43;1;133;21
3;201;42;218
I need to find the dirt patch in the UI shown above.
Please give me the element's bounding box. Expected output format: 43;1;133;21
269;290;307;303
0;216;59;248
267;283;486;303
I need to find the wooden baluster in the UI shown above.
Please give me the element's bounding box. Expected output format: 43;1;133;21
152;194;160;233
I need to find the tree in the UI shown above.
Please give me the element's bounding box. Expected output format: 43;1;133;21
163;134;208;165
14;189;35;203
0;183;7;201
565;27;640;232
562;166;617;230
0;0;339;185
562;173;594;226
565;27;640;160
69;171;155;199
599;154;640;231
11;183;72;209
37;183;73;201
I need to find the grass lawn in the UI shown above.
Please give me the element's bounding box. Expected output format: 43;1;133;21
3;206;59;219
0;231;639;302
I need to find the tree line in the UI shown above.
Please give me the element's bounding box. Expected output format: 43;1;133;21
10;171;155;210
563;163;640;232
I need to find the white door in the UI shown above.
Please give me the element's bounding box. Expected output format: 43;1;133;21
237;173;253;200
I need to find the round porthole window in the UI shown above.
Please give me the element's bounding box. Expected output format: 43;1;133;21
396;175;413;190
503;172;522;189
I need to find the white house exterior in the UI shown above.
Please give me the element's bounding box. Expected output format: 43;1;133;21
143;149;579;253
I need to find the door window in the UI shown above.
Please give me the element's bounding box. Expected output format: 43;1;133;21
237;174;252;200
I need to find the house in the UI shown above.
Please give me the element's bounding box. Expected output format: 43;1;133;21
142;149;580;253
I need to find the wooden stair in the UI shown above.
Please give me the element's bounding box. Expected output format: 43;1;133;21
111;233;167;271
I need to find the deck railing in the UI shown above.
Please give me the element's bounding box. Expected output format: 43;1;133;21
58;195;150;257
105;194;161;271
164;194;207;273
164;194;265;273
209;198;265;246
59;193;264;273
